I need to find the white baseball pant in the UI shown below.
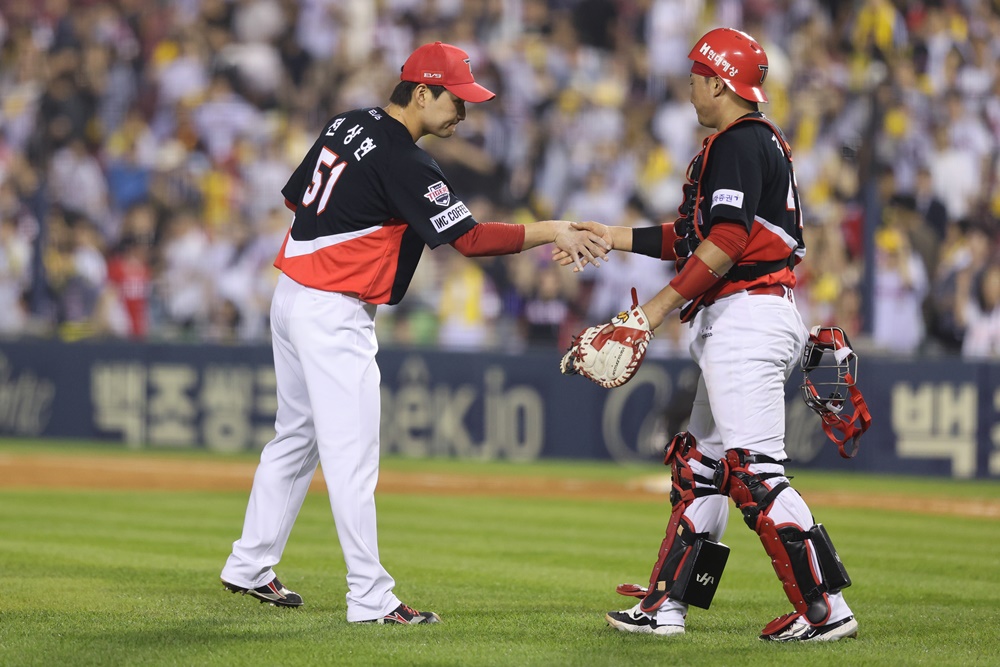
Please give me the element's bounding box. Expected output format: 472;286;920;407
221;273;400;621
656;289;853;627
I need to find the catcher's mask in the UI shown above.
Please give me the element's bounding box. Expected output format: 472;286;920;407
800;326;872;458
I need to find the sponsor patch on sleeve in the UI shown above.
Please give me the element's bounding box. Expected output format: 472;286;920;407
430;201;471;232
711;189;744;209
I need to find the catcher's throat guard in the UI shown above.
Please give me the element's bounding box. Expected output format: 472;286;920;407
800;326;871;458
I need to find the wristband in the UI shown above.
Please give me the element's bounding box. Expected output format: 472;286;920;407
631;225;663;258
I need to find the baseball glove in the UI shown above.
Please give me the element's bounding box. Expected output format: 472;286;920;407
560;288;653;389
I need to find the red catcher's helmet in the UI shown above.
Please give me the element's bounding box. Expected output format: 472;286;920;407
688;28;769;103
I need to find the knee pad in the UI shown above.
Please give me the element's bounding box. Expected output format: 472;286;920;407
664;431;720;506
712;449;788;527
640;433;729;613
714;449;852;625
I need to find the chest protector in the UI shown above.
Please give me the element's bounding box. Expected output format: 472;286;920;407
673;115;803;283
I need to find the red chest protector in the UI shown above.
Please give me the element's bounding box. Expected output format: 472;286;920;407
673;115;803;321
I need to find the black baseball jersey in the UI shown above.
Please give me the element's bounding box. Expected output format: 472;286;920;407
275;107;478;304
696;112;805;299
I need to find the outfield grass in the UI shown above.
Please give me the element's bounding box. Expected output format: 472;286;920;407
1;443;998;666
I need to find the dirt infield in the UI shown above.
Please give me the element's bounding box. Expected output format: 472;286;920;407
2;451;998;520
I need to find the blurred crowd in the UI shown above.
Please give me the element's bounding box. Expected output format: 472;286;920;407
0;0;999;358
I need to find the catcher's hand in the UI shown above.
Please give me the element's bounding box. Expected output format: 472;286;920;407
560;288;653;388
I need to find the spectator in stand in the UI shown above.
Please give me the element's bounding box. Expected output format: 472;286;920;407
926;219;984;352
872;227;929;354
645;0;701;93
850;0;908;58
0;0;999;353
944;90;994;178
104;109;158;213
912;165;948;242
561;168;628;237
213;204;287;342
106;234;151;339
957;263;1000;359
522;263;574;347
155;207;212;338
884;193;939;279
0;215;31;336
48;137;111;239
0;29;46;155
927;123;981;224
436;253;501;350
191;70;261;165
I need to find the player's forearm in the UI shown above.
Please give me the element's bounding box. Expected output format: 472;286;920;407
628;223;678;259
608;226;633;252
642;240;734;329
640;284;687;330
521;220;570;250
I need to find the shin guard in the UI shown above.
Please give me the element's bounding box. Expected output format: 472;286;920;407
714;449;851;626
640;433;728;613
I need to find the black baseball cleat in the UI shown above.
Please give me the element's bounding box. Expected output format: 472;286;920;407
222;577;303;607
759;613;858;642
606;604;685;636
357;603;441;625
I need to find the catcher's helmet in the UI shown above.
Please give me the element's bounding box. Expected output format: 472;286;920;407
688;28;769;103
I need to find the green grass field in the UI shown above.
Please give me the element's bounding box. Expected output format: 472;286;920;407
1;442;999;666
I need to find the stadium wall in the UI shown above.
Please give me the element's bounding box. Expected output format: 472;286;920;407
0;340;997;479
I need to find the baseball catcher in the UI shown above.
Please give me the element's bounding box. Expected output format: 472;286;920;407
556;27;867;642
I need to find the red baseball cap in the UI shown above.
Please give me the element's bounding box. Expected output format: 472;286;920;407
400;41;496;103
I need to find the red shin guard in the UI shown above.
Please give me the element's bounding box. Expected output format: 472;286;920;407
639;433;723;613
715;449;834;626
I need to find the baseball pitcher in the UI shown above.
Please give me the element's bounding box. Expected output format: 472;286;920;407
220;41;609;624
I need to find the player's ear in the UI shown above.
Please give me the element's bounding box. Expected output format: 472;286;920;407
414;83;429;108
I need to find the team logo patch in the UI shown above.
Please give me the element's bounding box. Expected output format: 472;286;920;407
430;201;471;231
711;188;744;209
424;181;451;206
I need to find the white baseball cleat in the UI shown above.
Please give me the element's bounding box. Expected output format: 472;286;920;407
606;603;685;636
759;613;858;642
357;603;441;625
